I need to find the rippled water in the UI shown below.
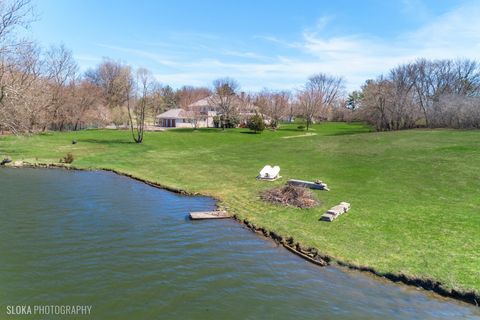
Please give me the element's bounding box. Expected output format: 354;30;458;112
0;168;478;319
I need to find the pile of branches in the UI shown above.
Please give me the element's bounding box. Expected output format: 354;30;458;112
261;185;319;209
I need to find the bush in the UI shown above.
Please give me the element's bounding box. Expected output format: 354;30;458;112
224;115;240;128
247;113;265;133
213;116;220;128
60;152;74;164
214;115;240;128
297;125;305;130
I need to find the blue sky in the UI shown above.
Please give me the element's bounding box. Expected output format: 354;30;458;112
30;0;480;92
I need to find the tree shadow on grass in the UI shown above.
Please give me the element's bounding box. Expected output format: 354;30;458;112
277;128;308;132
324;128;374;136
79;138;137;145
169;128;223;134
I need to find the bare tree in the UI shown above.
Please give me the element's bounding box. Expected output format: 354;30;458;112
358;58;480;130
287;99;298;123
69;80;104;130
126;68;155;143
0;0;35;133
360;78;394;131
0;0;33;48
85;59;131;110
297;85;321;131
177;86;210;109
256;89;289;129
41;44;78;131
409;58;480;127
0;42;42;133
209;77;239;130
298;73;344;130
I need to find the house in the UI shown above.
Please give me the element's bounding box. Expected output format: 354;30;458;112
155;108;194;128
191;94;266;126
155;94;268;128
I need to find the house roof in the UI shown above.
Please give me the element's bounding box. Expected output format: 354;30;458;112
156;108;193;119
188;94;258;111
188;97;211;108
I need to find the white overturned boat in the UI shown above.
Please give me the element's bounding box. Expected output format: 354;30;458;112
257;165;281;181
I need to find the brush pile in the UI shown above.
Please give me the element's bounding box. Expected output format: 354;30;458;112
261;185;319;209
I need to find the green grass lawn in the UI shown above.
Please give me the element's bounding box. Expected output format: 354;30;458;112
1;122;479;295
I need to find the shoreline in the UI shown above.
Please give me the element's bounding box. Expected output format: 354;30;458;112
2;161;479;307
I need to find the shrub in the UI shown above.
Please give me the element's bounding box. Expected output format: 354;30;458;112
247;113;265;133
297;125;305;130
60;152;74;164
213;116;220;128
214;115;240;128
223;115;240;128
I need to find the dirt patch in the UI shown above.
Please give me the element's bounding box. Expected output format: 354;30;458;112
261;185;319;208
282;133;317;139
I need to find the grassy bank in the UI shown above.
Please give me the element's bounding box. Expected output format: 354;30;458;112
1;122;479;297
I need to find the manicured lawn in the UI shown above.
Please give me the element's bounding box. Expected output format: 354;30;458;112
1;122;479;295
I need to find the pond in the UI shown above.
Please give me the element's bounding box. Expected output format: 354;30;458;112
0;168;478;319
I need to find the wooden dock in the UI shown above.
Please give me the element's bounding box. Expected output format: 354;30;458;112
189;211;229;220
287;179;329;190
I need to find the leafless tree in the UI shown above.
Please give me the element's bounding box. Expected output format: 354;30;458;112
297;87;320;130
0;0;33;48
432;95;480;128
41;44;78;131
256;89;290;129
358;58;480;130
298;73;344;130
309;73;344;108
0;0;35;133
209;77;239;130
0;42;42;133
360;78;394;131
85;59;131;109
177;85;210;109
69;80;104;130
126;68;155;143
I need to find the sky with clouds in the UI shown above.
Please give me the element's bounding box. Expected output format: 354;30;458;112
30;0;480;92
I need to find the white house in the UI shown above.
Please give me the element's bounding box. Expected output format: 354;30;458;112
155;94;268;128
155;109;194;128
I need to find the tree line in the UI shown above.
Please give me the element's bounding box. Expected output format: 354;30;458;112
352;58;480;130
1;0;479;141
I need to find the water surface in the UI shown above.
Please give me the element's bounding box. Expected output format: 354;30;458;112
0;168;479;319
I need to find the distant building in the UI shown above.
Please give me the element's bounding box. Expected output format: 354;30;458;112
155;109;193;128
155;94;268;128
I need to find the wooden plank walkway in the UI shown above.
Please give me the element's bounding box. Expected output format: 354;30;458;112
189;211;229;220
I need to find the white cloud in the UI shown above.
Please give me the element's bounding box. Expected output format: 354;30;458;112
253;1;480;91
91;2;480;92
74;54;102;71
401;0;431;21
